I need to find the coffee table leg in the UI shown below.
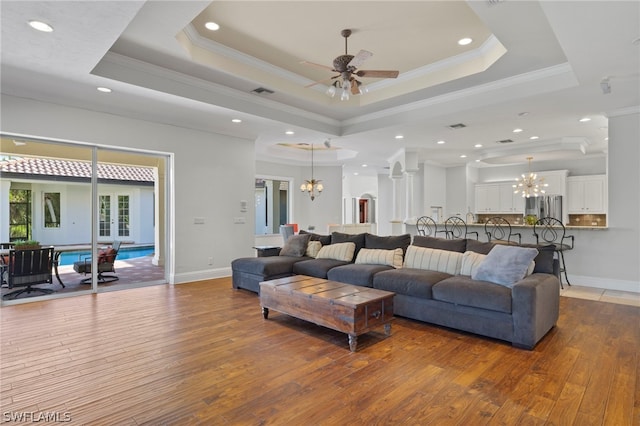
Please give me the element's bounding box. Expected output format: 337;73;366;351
348;334;357;352
262;307;269;319
384;323;391;336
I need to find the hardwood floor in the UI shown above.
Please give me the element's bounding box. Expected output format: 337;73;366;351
1;278;638;425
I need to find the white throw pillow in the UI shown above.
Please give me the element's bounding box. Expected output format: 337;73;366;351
472;245;539;287
355;248;403;269
403;246;463;275
305;241;322;258
316;242;356;262
460;251;487;276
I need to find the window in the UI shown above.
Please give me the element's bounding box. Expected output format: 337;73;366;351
9;189;31;240
43;192;60;228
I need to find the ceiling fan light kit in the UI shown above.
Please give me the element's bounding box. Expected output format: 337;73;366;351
304;29;399;101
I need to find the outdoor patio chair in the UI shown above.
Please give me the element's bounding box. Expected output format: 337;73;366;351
2;247;55;300
73;241;122;284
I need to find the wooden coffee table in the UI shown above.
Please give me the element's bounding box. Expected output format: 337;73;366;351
259;275;395;352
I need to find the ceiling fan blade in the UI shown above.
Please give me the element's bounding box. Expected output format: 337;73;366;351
348;50;373;69
304;75;338;88
356;70;400;78
300;60;334;71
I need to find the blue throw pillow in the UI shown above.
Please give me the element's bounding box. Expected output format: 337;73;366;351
472;244;539;287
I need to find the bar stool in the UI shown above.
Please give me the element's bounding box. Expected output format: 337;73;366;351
441;216;478;240
484;217;521;245
416;216;438;237
533;217;574;288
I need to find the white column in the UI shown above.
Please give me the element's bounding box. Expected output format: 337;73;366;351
391;176;402;221
404;169;417;223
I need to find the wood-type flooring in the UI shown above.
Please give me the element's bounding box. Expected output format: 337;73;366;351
1;278;638;425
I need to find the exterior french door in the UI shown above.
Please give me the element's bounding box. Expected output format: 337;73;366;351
99;194;130;239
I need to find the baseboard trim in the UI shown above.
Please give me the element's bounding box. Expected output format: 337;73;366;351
567;274;640;293
174;267;232;284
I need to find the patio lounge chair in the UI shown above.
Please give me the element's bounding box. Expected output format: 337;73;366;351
73;241;121;284
2;247;55;300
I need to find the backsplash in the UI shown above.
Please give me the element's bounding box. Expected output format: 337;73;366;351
568;214;607;227
475;214;525;225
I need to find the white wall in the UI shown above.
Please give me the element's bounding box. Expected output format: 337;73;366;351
377;173;393;236
422;163;447;219
445;166;467;218
256;160;342;234
2;94;256;283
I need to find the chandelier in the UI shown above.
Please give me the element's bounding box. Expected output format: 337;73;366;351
513;157;548;198
300;143;323;201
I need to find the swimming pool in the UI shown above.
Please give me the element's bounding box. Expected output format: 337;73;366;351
58;246;154;266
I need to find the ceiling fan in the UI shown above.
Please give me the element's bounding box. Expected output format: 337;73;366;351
301;29;400;99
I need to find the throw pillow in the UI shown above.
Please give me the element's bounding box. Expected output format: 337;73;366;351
412;235;467;253
365;233;411;255
472;245;539;287
355;248;403;268
299;229;331;246
465;239;496;255
403;246;463;275
460;251;487;276
279;234;311;257
331;232;366;258
316;242;356;262
305;241;322;258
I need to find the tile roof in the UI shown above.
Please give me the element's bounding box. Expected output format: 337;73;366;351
0;157;154;182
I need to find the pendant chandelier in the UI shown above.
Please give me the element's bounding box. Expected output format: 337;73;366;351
300;143;323;201
513;157;548;198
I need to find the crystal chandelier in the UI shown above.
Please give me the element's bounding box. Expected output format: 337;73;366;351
513;157;548;198
300;143;323;201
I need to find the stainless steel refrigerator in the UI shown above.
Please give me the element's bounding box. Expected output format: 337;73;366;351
525;195;563;221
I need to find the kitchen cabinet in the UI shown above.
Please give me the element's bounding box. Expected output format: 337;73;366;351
476;183;523;214
536;170;568;197
568;175;607;213
475;184;500;213
499;182;525;213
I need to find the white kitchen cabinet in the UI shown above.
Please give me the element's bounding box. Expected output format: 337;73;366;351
475;184;500;213
568;175;607;213
498;182;525;213
536;170;568;197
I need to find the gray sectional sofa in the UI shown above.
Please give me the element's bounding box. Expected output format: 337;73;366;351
231;231;560;349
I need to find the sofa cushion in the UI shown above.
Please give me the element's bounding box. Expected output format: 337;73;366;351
279;234;311;257
331;232;366;258
365;233;411;255
432;276;513;314
373;268;452;299
412;235;466;253
355;248;403;268
472;245;539;287
521;243;556;274
460;251;487;276
299;230;332;246
403;246;463;275
465;239;495;255
292;258;350;278
231;256;308;277
305;241;322;258
327;264;393;287
316;242;356;262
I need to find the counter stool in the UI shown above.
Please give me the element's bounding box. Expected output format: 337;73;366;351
533;217;574;289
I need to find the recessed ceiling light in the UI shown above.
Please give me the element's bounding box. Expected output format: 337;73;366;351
97;87;112;93
530;136;539;140
458;37;472;46
395;135;404;139
353;172;359;176
475;159;481;162
361;164;368;168
231;118;242;123
579;117;591;122
205;22;220;31
513;128;523;133
28;20;53;32
474;144;483;148
605;137;609;141
460;154;467;158
437;140;446;145
285;131;294;135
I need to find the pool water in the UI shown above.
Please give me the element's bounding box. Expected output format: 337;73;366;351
58;246;154;266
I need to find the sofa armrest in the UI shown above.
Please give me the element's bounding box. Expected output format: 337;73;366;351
511;273;560;349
